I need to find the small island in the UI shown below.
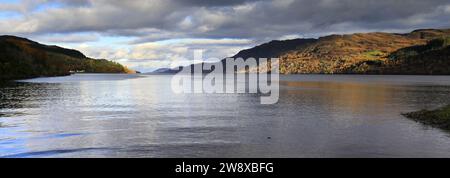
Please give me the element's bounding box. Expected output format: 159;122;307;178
403;105;450;130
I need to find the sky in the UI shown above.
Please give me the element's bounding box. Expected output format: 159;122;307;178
1;0;450;72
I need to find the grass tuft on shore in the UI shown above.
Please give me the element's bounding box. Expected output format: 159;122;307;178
403;105;450;130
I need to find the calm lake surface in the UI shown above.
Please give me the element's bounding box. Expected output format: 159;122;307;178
1;74;450;158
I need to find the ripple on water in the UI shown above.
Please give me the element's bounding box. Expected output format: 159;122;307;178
1;147;113;158
0;111;28;118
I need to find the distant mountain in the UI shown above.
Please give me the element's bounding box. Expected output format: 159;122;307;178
0;35;134;81
149;68;179;74
153;38;317;73
155;28;450;75
230;38;317;59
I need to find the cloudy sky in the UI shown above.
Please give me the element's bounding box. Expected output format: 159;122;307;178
1;0;449;72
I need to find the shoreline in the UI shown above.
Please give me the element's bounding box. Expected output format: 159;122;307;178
1;72;135;82
403;105;450;130
4;73;450;82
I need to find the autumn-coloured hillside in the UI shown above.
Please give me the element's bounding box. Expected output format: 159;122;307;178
280;29;450;74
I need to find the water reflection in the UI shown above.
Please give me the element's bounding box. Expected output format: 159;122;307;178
281;80;450;126
1;74;450;157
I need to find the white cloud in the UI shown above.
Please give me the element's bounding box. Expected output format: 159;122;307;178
36;33;100;43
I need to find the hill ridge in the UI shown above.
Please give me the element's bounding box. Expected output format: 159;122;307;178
0;36;133;80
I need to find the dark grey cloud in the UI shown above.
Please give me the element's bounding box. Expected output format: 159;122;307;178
2;0;449;40
178;0;262;7
180;0;450;40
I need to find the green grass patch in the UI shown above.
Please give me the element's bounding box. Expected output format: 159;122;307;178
403;105;450;130
442;36;450;47
363;50;384;59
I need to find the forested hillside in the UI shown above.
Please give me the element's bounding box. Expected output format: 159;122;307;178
0;36;134;81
